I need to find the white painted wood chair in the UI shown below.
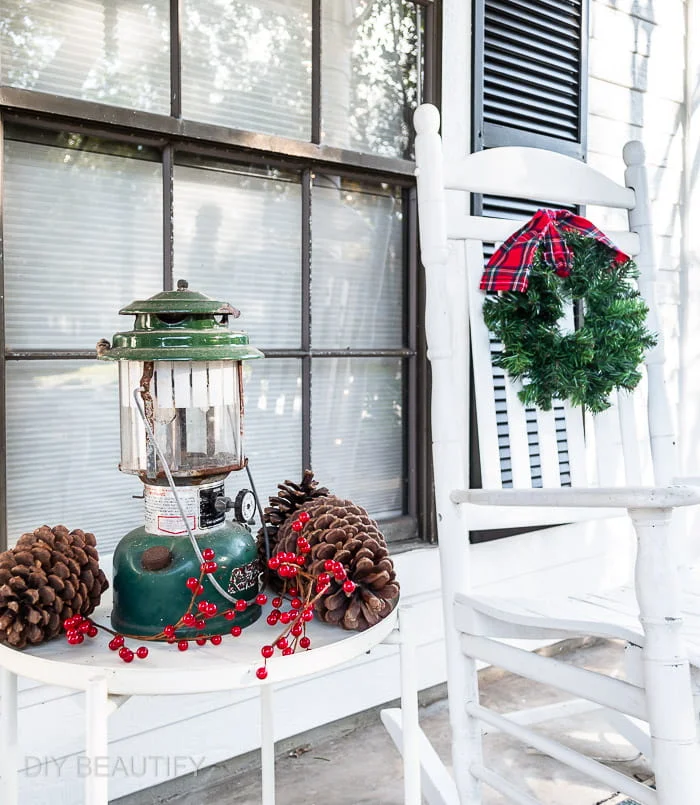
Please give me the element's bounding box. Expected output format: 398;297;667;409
395;103;700;805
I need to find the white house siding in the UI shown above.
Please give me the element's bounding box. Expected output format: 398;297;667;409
587;0;686;431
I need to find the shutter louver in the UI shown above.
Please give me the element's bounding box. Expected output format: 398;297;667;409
477;0;585;152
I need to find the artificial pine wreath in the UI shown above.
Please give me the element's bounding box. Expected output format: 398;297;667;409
482;232;657;413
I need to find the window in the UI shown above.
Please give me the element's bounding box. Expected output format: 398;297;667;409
0;0;437;552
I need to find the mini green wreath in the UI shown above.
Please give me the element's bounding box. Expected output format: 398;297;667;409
482;232;657;414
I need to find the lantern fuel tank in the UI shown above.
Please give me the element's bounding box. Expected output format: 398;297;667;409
98;280;264;638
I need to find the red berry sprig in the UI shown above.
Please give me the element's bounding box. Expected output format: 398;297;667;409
256;509;356;680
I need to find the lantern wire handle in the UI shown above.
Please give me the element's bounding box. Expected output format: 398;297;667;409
245;462;271;563
132;388;243;605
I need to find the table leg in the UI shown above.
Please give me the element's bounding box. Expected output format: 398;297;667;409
260;685;275;805
85;676;109;805
399;606;422;805
0;666;19;805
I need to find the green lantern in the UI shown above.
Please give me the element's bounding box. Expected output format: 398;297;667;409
98;280;264;638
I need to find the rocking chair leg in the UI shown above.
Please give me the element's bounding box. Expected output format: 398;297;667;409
630;506;700;804
449;651;483;805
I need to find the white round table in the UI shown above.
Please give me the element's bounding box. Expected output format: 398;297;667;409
0;593;421;805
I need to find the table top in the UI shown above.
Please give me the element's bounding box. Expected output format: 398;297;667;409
0;591;399;696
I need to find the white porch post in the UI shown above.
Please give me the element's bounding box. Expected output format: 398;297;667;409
630;505;700;803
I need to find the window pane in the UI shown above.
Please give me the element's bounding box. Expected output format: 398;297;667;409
4;139;163;351
322;0;419;158
0;0;170;113
312;358;403;518
6;361;142;554
242;359;302;514
312;180;403;349
174;164;302;349
182;0;311;139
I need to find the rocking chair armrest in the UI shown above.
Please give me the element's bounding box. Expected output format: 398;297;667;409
453;485;700;510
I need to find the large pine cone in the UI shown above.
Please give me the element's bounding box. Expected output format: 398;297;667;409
0;525;109;649
259;472;400;632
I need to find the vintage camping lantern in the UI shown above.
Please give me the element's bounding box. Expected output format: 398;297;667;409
98;280;264;637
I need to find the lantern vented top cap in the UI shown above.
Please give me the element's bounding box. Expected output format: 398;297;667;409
98;280;263;362
118;279;241;317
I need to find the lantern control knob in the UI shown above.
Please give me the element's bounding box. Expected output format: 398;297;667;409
234;489;256;523
213;490;256;523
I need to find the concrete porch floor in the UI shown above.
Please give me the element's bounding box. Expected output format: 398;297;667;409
115;639;650;805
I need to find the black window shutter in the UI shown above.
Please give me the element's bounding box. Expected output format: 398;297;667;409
469;0;589;541
473;0;589;159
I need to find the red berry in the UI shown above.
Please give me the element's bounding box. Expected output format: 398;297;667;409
196;584;204;595
63;617;76;631
256;593;268;606
299;636;311;649
196;637;207;646
210;635;222;646
87;625;99;638
288;587;299;596
316;580;329;594
295;555;306;565
291;623;303;637
318;573;330;586
266;612;280;626
197;601;209;613
235;599;248;612
119;647;134;663
186;577;199;590
291;520;303;532
68;634;84;645
231;625;242;637
65;629;79;641
301;609;313;622
282;647;293;656
136;646;149;659
256;667;268;680
202;548;215;561
343;580;356;594
267;556;280;570
207;603;218;616
109;634;125;649
280;612;292;625
79;621;92;634
261;645;274;658
167;636;177;644
224;610;236;620
299;543;311;554
298;511;310;524
195;620;206;630
334;569;347;582
272;597;283;609
324;560;335;572
290;597;302;610
163;625;176;637
178;640;189;651
277;637;289;650
183;613;196;626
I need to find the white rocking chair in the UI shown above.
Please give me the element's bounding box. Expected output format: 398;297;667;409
390;103;700;805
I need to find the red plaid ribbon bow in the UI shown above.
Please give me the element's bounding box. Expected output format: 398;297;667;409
480;208;630;292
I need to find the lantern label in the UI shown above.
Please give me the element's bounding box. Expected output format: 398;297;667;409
144;485;200;535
